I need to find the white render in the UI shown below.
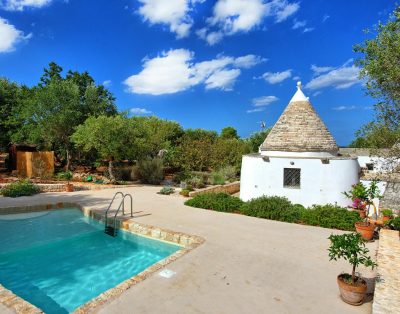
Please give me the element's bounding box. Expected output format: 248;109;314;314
240;82;360;207
240;154;360;207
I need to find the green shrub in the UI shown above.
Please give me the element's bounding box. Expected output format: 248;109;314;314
300;204;360;231
219;165;237;182
180;189;191;197
209;172;225;185
137;158;164;185
159;186;175;195
386;216;400;230
173;170;191;184
186;176;205;189
240;196;300;222
56;171;73;182
185;193;243;212
0;180;40;198
381;209;394;217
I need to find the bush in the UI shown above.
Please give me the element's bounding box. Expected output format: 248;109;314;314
186;176;205;189
180;189;191;197
300;204;361;231
209;172;225;185
240;196;300;222
56;171;73;181
0;180;40;198
185;193;243;212
159;186;175;195
386;216;400;230
173;170;191;184
219;165;237;182
137;158;164;185
381;209;394;217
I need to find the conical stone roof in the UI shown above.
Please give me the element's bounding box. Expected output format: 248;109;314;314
261;82;338;154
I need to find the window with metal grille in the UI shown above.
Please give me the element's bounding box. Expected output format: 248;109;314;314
283;168;301;188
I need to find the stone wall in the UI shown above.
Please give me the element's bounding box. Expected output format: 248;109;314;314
380;182;400;213
373;229;400;314
0;183;139;193
188;181;240;197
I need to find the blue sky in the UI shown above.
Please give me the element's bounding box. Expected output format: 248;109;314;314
0;0;396;145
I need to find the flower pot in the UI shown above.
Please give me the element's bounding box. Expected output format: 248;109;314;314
337;274;367;306
383;216;392;223
65;183;74;192
355;221;375;240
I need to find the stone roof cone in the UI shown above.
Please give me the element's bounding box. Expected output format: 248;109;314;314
261;82;339;154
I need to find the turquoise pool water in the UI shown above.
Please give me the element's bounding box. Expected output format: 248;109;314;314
0;208;180;313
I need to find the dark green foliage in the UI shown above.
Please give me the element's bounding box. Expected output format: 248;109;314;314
220;126;239;139
240;196;299;222
209;172;225;185
328;233;377;284
56;171;73;182
185;193;243;212
137;158;164;185
245;129;271;153
381;209;393;217
0;180;40;198
300;205;361;231
385;216;400;230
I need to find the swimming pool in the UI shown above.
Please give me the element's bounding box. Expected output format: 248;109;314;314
0;208;181;313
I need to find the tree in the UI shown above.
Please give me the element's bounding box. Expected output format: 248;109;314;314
245;129;271;153
0;78;26;149
71;115;134;182
220;126;239;139
354;6;400;137
349;122;399;148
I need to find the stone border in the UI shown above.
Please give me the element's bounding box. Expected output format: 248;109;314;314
372;229;400;314
189;181;240;197
0;203;205;314
0;183;139;193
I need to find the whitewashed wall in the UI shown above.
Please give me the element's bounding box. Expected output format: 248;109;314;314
240;155;360;207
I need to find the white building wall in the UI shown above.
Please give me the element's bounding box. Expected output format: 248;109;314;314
240;155;360;207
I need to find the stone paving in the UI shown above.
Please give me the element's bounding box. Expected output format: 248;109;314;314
373;229;400;314
0;187;379;314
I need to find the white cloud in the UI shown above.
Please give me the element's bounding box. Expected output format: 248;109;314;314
303;27;314;33
332;106;356;111
0;0;51;11
124;49;262;95
310;65;334;75
0;17;31;53
322;14;330;22
261;69;292;84
292;19;306;29
130;107;153;115
252;95;278;106
306;60;361;90
247;107;265;113
292;75;300;81
198;0;300;45
138;0;203;38
102;80;111;87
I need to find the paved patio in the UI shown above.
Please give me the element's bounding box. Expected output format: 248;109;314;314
0;186;377;314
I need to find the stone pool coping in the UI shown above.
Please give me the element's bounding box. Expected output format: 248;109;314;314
0;202;205;314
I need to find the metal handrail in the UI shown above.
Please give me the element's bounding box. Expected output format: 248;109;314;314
105;192;133;235
104;192;124;227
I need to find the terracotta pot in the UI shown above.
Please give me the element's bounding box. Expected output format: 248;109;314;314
337;274;367;306
65;183;74;192
355;221;375;240
383;216;391;223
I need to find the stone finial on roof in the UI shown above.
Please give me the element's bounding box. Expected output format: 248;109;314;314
261;83;339;154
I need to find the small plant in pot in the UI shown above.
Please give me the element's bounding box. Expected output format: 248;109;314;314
381;209;394;223
354;218;375;241
57;171;74;192
328;233;377;306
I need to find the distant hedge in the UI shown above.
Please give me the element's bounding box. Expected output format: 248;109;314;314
0;180;40;198
184;193;243;213
185;194;361;231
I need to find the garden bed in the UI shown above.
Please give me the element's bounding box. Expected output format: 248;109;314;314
188;181;240;197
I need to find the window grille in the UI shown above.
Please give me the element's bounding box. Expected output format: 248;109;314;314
283;168;301;188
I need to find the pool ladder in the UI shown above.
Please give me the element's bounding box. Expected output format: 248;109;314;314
104;192;133;237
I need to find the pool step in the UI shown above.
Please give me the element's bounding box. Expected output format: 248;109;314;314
105;225;118;237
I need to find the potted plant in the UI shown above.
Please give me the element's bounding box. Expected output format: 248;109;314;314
328;233;377;305
381;209;394;223
57;171;74;192
343;183;368;218
354;220;375;241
